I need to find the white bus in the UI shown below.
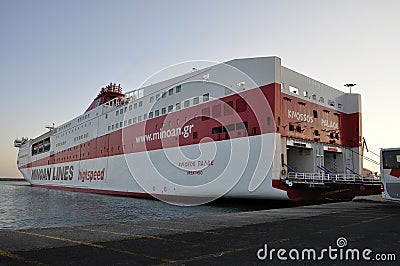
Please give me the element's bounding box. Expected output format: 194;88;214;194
381;148;400;201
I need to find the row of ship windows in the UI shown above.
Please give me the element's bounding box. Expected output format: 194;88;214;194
58;122;72;131
54;122;252;162
108;97;246;132
107;85;183;118
55;122;91;140
74;133;89;142
113;92;210;118
150;85;182;103
55;141;66;147
107;93;210;132
77;113;90;123
288;86;343;109
55;132;89;148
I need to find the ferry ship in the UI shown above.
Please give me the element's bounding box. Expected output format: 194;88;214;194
14;57;382;204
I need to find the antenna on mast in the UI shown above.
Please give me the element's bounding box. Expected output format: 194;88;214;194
344;83;356;94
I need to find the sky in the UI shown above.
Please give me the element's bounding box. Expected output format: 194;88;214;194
1;0;399;177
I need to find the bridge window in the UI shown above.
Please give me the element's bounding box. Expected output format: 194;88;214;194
382;150;400;169
224;124;235;132
236;121;248;130
184;100;190;108
176;85;181;93
212;126;223;134
203;93;209;102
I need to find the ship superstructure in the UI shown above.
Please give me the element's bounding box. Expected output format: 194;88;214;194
15;57;382;202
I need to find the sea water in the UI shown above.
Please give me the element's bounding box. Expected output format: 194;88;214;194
0;181;289;230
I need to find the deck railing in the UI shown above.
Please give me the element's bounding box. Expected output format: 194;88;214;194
283;172;381;186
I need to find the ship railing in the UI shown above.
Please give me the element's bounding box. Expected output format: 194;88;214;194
102;95;136;113
284;172;381;186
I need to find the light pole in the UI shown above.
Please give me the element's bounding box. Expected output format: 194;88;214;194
344;83;356;94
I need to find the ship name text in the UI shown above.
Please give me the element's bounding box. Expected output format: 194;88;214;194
31;166;74;181
288;110;314;123
321;119;339;130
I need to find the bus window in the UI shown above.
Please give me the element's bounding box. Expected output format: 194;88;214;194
382;150;400;169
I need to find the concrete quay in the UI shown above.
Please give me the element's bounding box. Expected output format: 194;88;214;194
0;200;399;265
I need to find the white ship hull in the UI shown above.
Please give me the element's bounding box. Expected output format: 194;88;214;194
21;133;289;201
